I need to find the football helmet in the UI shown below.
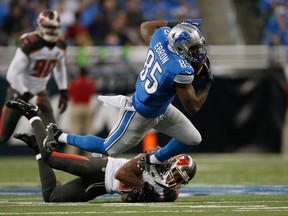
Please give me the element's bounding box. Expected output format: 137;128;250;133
163;154;196;188
168;22;207;63
37;9;60;43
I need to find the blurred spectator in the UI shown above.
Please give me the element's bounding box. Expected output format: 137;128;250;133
0;0;199;46
1;0;32;45
78;0;100;28
124;0;145;45
66;11;90;45
104;11;130;46
262;2;288;65
89;0;119;45
67;67;97;155
53;0;77;34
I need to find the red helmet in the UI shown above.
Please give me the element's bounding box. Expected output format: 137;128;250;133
163;154;197;188
37;9;60;43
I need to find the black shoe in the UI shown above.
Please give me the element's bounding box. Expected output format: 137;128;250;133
137;153;169;188
13;133;39;154
43;123;65;152
6;99;38;119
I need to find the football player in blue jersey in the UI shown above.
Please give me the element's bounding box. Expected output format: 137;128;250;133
40;20;212;188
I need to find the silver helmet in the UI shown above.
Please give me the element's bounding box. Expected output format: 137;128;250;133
37;9;61;43
168;22;207;63
163;154;197;188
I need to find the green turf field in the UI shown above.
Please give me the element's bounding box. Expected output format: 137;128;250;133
0;153;288;215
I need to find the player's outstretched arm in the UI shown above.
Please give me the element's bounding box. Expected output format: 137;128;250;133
140;21;168;44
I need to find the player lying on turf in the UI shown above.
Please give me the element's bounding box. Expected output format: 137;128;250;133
8;98;197;203
39;19;212;188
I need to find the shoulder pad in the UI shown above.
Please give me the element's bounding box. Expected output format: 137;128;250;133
56;34;67;50
19;32;45;55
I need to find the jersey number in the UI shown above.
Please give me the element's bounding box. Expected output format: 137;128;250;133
140;49;163;94
31;59;57;78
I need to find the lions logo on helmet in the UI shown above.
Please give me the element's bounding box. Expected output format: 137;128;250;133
163;154;197;188
168;22;207;63
37;9;61;43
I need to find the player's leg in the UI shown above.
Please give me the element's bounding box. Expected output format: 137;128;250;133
152;104;201;162
0;88;32;142
45;108;159;156
103;109;160;156
36;91;56;127
7;98;108;201
138;104;201;187
43;154;108;202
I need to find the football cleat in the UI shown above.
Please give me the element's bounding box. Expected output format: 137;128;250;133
137;153;169;188
43;123;64;152
6;99;39;119
13;133;39;154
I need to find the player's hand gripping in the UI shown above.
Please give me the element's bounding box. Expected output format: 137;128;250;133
58;90;69;114
126;182;160;202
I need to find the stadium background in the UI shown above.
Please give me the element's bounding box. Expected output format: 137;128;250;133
0;0;287;155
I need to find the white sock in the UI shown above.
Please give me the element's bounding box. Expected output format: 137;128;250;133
29;116;41;124
35;153;42;160
58;133;68;143
149;154;161;164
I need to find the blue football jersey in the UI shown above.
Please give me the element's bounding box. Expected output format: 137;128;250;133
132;27;195;118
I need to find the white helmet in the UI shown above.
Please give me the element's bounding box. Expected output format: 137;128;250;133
163;154;197;188
37;9;61;43
168;22;207;63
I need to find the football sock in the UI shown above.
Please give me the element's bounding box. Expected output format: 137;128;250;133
149;154;162;164
58;133;68;143
30;119;52;161
153;138;194;162
67;134;107;155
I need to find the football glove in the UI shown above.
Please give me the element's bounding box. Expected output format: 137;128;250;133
126;182;160;202
58;90;69;114
20;92;33;101
201;60;214;92
167;19;202;28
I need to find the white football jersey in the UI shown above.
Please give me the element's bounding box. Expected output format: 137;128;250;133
104;157;165;195
6;31;68;95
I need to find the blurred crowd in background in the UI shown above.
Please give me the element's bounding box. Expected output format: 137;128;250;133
0;0;287;47
0;0;199;46
260;0;288;46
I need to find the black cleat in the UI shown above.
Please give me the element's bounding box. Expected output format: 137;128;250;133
137;153;169;188
6;99;38;119
13;133;39;154
43;123;65;152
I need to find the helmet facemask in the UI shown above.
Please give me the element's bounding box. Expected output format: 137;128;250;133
37;10;61;43
163;154;197;188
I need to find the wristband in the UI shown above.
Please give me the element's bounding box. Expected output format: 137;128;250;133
203;80;213;92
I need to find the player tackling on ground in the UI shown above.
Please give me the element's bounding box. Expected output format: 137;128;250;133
6;98;196;202
44;19;212;188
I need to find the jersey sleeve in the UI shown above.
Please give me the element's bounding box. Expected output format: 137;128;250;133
53;35;68;90
6;48;29;94
174;71;194;84
53;55;68;90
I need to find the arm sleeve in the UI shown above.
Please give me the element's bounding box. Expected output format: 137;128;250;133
6;48;29;94
174;73;194;84
53;55;68;90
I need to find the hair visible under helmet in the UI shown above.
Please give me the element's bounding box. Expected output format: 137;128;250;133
37;9;61;43
168;22;207;63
